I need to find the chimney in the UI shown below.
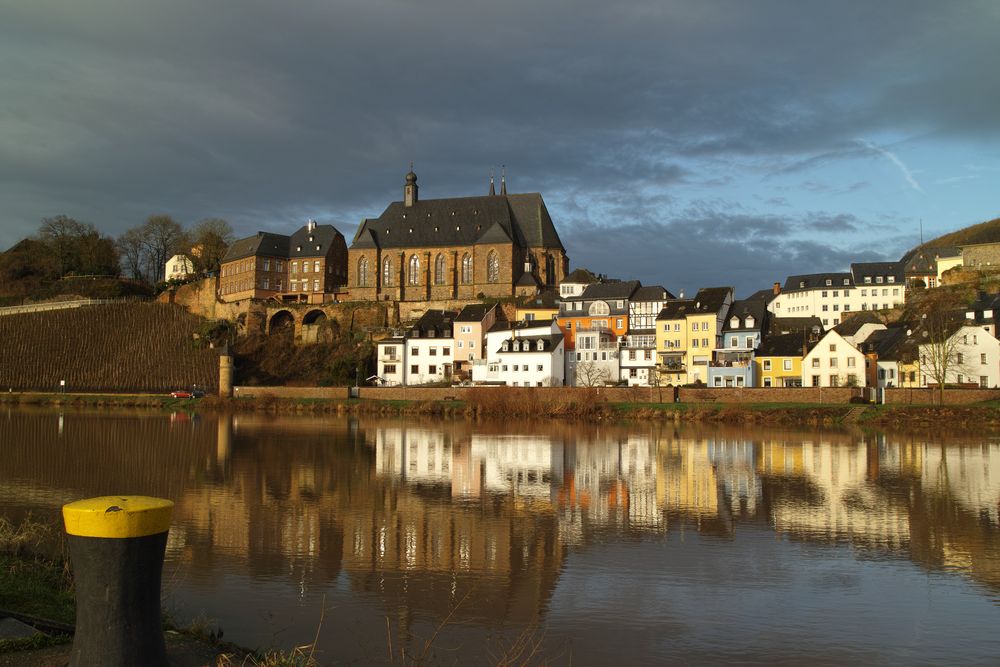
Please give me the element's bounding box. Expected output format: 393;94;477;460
773;282;781;295
307;219;316;232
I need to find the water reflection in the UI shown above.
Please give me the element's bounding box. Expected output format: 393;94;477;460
2;409;1000;661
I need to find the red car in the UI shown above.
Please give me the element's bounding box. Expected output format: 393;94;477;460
170;389;205;398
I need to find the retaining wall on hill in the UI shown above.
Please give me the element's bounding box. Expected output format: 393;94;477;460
233;386;350;399
883;387;1000;405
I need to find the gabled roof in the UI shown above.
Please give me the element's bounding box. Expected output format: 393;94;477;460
349;191;564;251
782;273;852;292
409;309;459;338
833;310;883;336
851;261;904;284
522;288;560;309
496;333;564;354
578;280;641;301
455;303;496;322
516;271;542;287
691;286;733;314
657;299;695;321
745;288;778;304
858;326;907;356
723;299;768;331
632;285;675;302
222;232;290;263
288;224;344;259
757;332;811;357
562;268;599;284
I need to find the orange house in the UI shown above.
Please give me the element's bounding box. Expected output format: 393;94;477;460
557;280;639;350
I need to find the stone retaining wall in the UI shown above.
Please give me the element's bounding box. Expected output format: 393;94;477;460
678;387;858;403
233;386;350;399
883;387;1000;405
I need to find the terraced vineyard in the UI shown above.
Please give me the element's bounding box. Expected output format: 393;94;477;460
0;302;218;393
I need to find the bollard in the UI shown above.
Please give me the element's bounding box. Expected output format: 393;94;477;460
62;496;174;667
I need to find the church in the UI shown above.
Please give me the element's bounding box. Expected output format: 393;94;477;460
347;168;568;302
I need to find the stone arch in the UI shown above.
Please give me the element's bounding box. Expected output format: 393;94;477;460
302;309;327;325
267;310;295;334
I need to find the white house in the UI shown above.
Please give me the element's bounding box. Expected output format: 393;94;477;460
375;310;457;386
918;324;1000;388
567;327;620;386
801;329;865;387
165;254;194;280
473;320;565;386
769;263;906;329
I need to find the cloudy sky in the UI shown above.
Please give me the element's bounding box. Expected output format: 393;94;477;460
2;1;998;296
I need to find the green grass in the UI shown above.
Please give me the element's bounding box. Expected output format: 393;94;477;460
0;554;75;625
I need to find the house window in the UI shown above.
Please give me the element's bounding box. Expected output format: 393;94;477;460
982;353;988;365
958;353;964;364
313;279;320;292
408;255;420;285
538;365;544;371
981;376;989;387
812;358;820;368
384;364;396;374
847;357;856;367
830;357;838;368
616;318;623;328
702;322;709;331
410;365;418;374
783;359;792;371
357;256;369;286
302;262;309;274
763;360;772;370
411;347;419;356
314;261;320;273
812;375;821;387
428;365;437;374
429;347;437;356
263;278;269;289
291;261;298;274
443;347;450;356
763;377;772;387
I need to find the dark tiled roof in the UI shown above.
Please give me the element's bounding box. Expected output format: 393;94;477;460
288;224;344;259
455;303;496;322
832;310;883;336
723;299;768;331
222;232;289;263
782;273;852;292
496;333;564;354
562;268;599;283
350;191;564;251
691;287;733;313
516;271;542;287
632;285;675;301
657;299;695;320
851;261;904;284
408;309;459;338
745;288;778;304
523;288;560;308
579;280;641;301
757;332;811;357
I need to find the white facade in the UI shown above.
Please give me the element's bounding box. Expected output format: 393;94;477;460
770;276;905;329
567;328;620;386
472;321;565;386
918;325;1000;388
620;344;657;386
801;330;865;387
165;254;194;280
376;336;454;385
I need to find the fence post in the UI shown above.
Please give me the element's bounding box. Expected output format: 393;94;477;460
62;496;174;667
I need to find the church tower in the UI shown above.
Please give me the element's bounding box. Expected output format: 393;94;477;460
404;165;418;207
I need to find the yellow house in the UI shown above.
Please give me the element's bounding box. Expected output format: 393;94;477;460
655;287;734;385
516;289;559;323
655;300;693;385
754;333;806;387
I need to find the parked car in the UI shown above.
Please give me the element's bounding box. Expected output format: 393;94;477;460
170;388;205;398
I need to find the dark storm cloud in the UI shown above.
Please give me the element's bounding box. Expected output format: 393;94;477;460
1;0;997;286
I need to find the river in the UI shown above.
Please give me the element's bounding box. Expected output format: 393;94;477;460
2;407;1000;664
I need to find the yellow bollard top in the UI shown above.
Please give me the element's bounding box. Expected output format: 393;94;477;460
62;496;174;539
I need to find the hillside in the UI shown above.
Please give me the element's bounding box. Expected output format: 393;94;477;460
0;302;219;392
904;215;1000;261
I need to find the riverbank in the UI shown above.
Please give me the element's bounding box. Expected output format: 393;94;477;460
5;389;1000;429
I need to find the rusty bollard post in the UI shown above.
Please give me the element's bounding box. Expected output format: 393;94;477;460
62;496;174;667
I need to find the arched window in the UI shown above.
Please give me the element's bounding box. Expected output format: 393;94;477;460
382;258;393;286
408;255;420;285
487;251;499;283
461;253;473;284
357;256;369;287
589;300;610;316
434;254;445;285
545;254;556;285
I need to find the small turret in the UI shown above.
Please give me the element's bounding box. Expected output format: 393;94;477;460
404;164;418;207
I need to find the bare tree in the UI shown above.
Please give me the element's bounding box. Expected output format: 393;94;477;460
117;227;147;282
141;215;185;282
576;360;610;387
189;218;234;274
913;290;973;403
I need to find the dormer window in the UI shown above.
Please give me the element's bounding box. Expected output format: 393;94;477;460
730;316;739;328
825;279;832;286
864;276;871;284
746;315;754;327
315;245;320;251
985;310;993;318
843;278;849;285
887;276;895;283
876;276;883;284
296;245;302;252
537;340;544;351
308;235;314;242
799;281;805;289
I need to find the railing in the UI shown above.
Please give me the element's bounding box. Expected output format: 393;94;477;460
0;298;122;317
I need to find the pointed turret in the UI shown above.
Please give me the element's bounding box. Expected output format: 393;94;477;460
404;163;418;207
500;165;507;195
489;169;496;196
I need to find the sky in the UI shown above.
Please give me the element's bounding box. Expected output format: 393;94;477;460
2;0;998;297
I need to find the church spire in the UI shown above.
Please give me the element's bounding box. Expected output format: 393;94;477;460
404;162;418;207
489;169;496;196
500;165;507;196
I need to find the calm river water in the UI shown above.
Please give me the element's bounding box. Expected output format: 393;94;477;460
3;407;1000;664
